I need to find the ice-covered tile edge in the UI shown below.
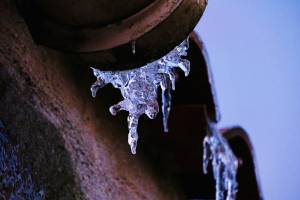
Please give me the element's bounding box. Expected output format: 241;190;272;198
203;123;239;200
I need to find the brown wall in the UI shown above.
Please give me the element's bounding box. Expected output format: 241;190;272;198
0;1;183;199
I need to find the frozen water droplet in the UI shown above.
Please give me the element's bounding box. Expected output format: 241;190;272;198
91;39;190;154
203;123;238;200
131;40;136;55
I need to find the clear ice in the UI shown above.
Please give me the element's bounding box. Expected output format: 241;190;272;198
91;39;190;154
203;123;239;200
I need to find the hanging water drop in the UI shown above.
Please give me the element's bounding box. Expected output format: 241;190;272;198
131;40;136;55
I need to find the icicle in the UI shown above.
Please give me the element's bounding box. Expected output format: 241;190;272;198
203;123;239;200
161;78;172;132
91;39;190;154
127;114;139;154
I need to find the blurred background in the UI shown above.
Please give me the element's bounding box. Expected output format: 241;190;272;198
196;0;300;199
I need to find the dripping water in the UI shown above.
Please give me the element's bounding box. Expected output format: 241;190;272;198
131;40;136;55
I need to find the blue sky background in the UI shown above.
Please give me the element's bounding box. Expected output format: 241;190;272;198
195;0;300;199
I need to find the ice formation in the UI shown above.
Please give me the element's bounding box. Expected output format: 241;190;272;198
0;122;44;200
203;123;238;200
91;39;190;154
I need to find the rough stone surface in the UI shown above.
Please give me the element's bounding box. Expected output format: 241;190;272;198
0;1;183;199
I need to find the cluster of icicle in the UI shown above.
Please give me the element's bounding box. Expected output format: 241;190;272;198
203;123;239;200
91;39;190;154
0;122;44;200
90;39;239;200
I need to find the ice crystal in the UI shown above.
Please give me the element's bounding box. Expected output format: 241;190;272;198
91;39;190;154
203;123;238;200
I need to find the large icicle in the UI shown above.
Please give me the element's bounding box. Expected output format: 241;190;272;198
91;39;190;154
203;123;239;200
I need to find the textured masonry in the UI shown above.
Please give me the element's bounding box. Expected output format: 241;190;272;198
0;1;183;199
